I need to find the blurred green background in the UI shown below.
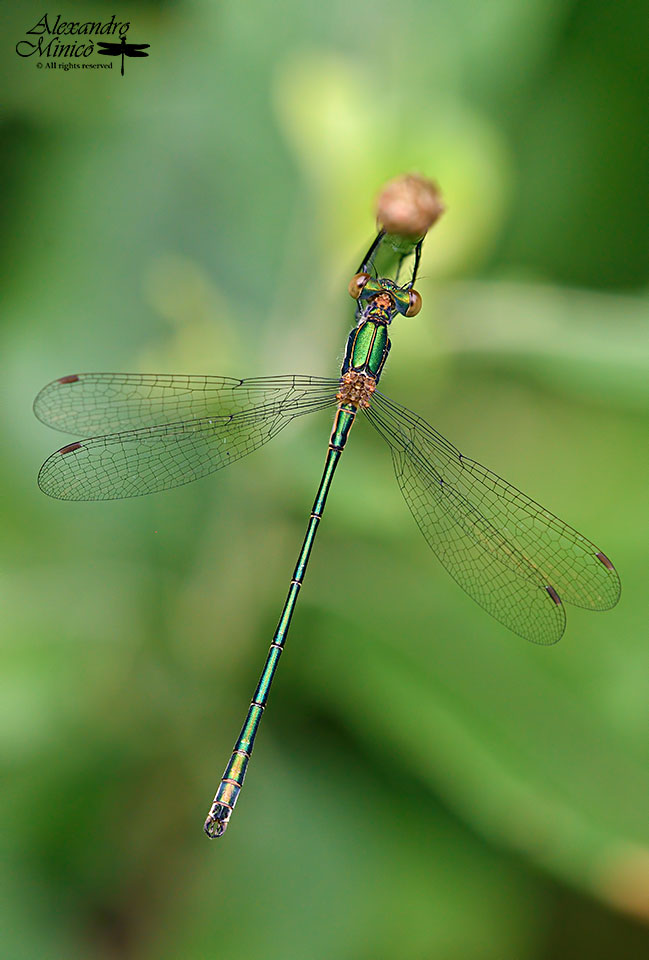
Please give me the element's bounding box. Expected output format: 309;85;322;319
2;1;649;957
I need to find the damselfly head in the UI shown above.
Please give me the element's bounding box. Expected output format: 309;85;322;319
349;272;422;318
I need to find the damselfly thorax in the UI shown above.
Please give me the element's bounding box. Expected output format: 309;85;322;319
331;275;423;448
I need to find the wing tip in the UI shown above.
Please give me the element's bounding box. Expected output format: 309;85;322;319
37;442;84;500
595;552;622;609
33;374;82;424
532;584;565;646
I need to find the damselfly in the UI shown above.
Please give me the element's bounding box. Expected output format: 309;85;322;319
34;175;620;838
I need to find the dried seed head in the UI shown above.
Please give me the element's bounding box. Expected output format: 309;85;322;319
376;174;445;238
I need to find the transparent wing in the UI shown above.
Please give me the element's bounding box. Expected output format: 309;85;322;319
34;372;339;435
365;392;620;644
37;375;339;501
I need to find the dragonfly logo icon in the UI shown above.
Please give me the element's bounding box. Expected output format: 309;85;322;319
97;36;150;76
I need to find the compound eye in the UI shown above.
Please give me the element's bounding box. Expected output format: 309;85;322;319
405;289;422;317
348;272;370;299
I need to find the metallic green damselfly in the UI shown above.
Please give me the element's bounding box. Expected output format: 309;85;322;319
34;175;620;838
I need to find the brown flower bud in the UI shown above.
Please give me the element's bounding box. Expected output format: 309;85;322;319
376;173;445;238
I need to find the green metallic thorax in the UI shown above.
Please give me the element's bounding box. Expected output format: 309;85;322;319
341;309;392;382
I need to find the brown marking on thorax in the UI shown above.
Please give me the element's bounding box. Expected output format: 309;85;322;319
336;371;376;409
373;292;393;309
